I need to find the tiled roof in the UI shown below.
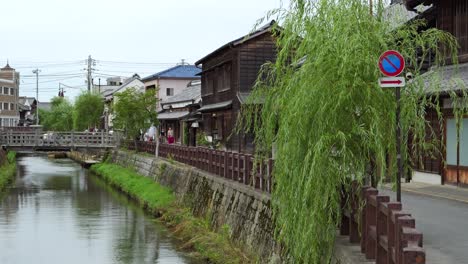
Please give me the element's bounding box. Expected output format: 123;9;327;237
198;100;232;112
421;63;468;94
142;65;201;82
162;83;201;105
158;111;190;120
195;20;276;65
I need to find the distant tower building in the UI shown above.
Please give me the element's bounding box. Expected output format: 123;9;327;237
0;62;20;127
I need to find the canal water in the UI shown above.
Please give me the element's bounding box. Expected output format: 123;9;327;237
0;155;203;264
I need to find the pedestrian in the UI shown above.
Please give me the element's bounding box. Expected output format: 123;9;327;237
167;127;174;144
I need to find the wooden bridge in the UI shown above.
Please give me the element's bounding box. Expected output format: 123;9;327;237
0;131;117;150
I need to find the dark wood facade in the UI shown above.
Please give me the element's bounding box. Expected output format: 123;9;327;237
196;22;277;153
405;0;468;185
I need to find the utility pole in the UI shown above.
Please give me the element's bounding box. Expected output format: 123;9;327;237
32;69;41;125
99;78;101;94
86;55;96;92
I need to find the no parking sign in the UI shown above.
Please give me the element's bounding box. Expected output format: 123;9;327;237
378;50;406;87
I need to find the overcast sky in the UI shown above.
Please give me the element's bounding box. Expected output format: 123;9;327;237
1;0;287;102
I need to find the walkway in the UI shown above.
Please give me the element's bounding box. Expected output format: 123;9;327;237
382;182;468;264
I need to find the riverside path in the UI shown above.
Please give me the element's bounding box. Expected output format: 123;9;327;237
382;184;468;264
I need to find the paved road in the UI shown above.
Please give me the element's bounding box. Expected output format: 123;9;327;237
382;189;468;264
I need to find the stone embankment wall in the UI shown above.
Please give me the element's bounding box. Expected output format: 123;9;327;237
110;150;280;263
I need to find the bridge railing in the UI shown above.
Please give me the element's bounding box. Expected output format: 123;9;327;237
340;184;425;264
1;131;116;148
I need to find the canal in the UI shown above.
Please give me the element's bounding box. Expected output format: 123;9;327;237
0;155;204;264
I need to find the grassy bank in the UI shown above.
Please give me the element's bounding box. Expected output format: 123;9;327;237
91;163;256;264
0;151;17;191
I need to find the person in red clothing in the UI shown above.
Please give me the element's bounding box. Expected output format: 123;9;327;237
167;127;175;144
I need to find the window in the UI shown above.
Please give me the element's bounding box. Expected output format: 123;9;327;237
216;68;223;92
223;64;231;91
166;88;174;96
446;118;468;166
10;87;14;96
212;64;232;92
0;87;2;94
3;87;8;95
207;72;214;94
10;103;15;111
3;103;8;110
0;102;2;110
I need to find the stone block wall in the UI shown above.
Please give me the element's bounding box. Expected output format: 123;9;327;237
110;150;281;263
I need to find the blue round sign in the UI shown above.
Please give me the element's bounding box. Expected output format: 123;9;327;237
378;50;405;77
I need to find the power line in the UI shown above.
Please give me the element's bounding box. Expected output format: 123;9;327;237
21;76;85;85
96;60;178;65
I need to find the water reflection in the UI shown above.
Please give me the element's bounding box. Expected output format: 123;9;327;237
0;155;202;264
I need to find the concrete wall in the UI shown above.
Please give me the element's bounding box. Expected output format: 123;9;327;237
110;150;281;263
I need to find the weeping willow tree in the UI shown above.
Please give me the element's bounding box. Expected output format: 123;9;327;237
237;0;465;262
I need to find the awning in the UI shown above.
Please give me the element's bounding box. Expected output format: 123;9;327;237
157;111;189;120
198;100;232;112
237;92;265;105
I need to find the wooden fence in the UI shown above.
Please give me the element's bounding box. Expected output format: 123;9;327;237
341;183;425;264
124;140;273;193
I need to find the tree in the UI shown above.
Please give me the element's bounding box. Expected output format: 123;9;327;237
113;88;158;141
238;0;461;262
73;92;104;131
40;96;74;131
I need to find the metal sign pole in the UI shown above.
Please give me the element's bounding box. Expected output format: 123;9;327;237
378;50;405;202
396;86;402;202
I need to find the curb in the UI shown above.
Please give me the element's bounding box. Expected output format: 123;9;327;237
381;185;468;205
400;188;468;204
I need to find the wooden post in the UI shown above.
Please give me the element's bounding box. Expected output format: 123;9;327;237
34;129;39;147
224;152;228;178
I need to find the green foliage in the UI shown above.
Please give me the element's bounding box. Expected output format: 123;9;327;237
113;88;158;140
40;97;74;131
91;163;174;209
7;151;16;164
196;131;211;147
73;92;104;130
238;0;462;262
0;151;16;191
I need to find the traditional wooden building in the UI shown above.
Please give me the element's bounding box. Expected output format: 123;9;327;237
195;21;277;153
158;80;201;145
403;0;468;186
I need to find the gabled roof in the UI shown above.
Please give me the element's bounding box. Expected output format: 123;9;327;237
195;20;277;66
161;82;201;106
110;74;143;95
18;96;36;105
142;65;201;82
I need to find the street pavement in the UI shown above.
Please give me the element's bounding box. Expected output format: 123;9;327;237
381;183;468;264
